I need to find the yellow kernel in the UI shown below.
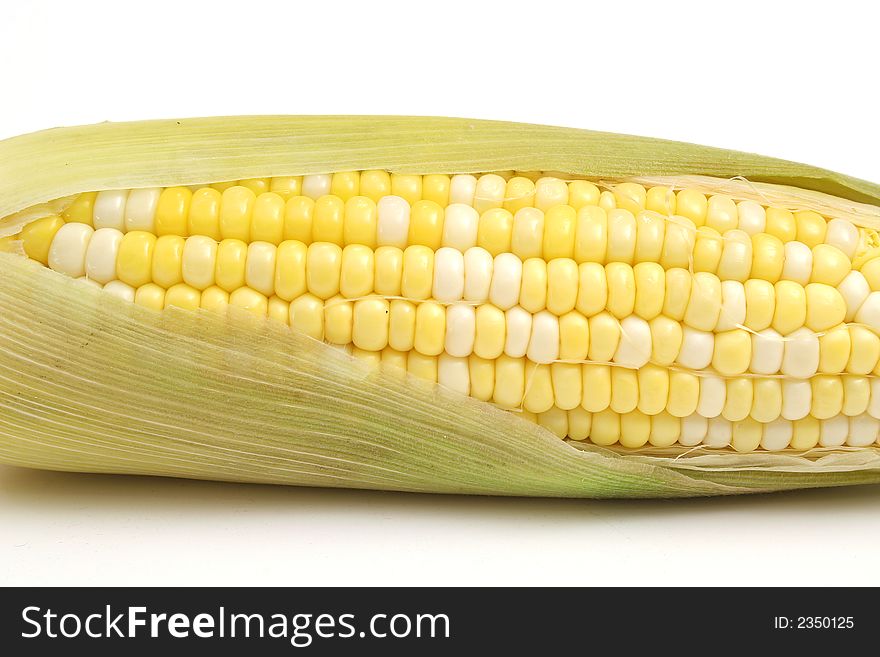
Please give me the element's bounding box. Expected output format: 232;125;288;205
408;200;445;250
676;189;708;226
389;299;417;352
289;293;324;339
575;262;607;317
219;186;255;241
134;283;166;311
215;238;249;293
422;174;450;207
613;182;647;215
311;195;345;244
62;192;98;225
343;196;378;248
283;196;315;243
751;233;785;282
250;192;285;245
645;186;676;215
323;295;353;345
401;245;434;300
567;180;600;210
590;409;620;446
269;176;303;200
414;301;446;356
237;178;270;195
503;176;536;213
520;258;548;313
619;410;651;448
391;174;422;205
152;235;185;288
229;286;268;318
374;246;403;296
164;283;201;310
474;303;506;360
306;242;343;299
477;208;514;257
267;296;290;325
542;205;577;260
155;187;192;237
330;171;360;201
353;298;390;351
765;207;796;242
116;231;157;287
339;244;375;299
359;170;391;202
199;286;228;313
795;210;827;248
511;207;544;260
21;215;64;265
573;205;607;264
188;188;222;240
546;258;579;316
581;364;611;412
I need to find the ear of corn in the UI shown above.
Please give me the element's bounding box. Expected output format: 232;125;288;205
1;116;880;498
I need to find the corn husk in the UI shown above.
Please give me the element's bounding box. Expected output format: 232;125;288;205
1;115;879;498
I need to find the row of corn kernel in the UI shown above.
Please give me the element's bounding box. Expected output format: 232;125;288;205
58;175;861;251
73;266;880;425
523;407;880;451
39;224;880;375
34;217;874;334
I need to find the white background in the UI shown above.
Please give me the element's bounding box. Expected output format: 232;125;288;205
1;0;879;586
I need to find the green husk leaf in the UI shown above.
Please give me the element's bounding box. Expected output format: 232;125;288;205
1;115;879;497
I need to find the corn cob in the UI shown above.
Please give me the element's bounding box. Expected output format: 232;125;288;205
1;116;880;497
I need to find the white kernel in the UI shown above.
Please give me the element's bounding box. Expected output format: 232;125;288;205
781;327;819;378
838;270;870;321
716;280;746;330
847;414;880;447
433;247;465;302
449;174;477;206
819;415;848;447
103;280;136;302
376;195;411;249
750;328;784;375
302;174;331;200
438;353;470;395
48;222;95;278
84;227;123;284
704;416;732;448
504;306;532;358
473;174;506;213
781;241;812;285
183;235;220;291
124;188;161;232
782;379;812;421
697;375;726;418
489;253;523;310
245;241;276;297
534;177;568;211
527;311;560;365
680;414;709;446
855;291;880;333
463;247;493;303
93;190;129;231
676;327;714;370
825;218;860;259
761;418;793;451
612;315;651;368
441;204;479;251
735;200;766;235
445;304;476;358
